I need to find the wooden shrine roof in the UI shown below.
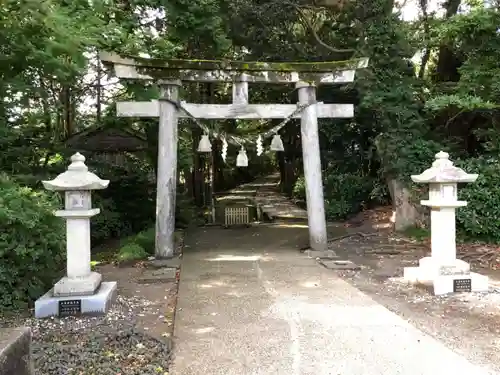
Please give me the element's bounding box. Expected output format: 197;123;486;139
65;126;148;153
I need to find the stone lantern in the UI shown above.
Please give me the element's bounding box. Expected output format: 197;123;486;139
403;151;489;295
35;153;117;318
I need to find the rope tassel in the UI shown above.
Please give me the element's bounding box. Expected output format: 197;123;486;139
221;138;228;162
256;135;263;156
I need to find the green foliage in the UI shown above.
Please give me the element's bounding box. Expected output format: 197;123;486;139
2;0;500;267
455;157;500;242
293;171;374;220
377;136;446;178
162;0;232;58
119;227;183;259
440;8;500;101
292;176;306;200
91;195;128;245
402;226;430;241
176;194;203;227
425;94;497;112
0;174;65;309
88;156;155;245
134;227;156;254
323;173;374;219
117;243;148;262
355;9;430;181
90;260;101;272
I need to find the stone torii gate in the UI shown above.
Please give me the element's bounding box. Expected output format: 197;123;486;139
100;52;368;258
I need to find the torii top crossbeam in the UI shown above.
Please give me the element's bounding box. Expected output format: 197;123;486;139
99;52;369;84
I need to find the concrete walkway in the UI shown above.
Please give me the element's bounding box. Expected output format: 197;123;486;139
170;225;496;375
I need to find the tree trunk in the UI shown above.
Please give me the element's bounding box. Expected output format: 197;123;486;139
60;85;74;137
96;52;102;122
434;0;462;82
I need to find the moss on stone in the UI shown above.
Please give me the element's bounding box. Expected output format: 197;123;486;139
103;52;368;73
100;52;369;83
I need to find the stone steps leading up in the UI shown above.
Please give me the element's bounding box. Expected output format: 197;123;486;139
253;175;308;223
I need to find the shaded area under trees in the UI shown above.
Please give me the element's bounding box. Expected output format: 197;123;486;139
1;0;500;309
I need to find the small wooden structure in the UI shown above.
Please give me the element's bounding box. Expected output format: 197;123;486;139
100;52;368;258
66;126;148;153
65;125;149;166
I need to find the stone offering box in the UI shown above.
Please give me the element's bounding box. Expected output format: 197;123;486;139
34;153;117;318
403;151;488;295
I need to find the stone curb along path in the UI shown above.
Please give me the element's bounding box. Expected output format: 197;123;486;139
0;327;33;375
138;258;182;284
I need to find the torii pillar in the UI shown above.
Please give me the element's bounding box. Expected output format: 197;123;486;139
297;82;327;250
156;80;181;259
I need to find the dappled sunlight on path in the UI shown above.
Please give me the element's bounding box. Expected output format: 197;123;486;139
170;224;496;375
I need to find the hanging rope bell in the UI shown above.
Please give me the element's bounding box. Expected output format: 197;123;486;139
197;134;212;152
270;133;284;152
236;147;248;167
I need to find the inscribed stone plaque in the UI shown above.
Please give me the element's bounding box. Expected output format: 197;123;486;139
58;300;82;317
453;278;471;293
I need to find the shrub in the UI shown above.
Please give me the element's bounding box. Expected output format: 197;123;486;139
117;243;148;262
293;172;373;220
292;176;306;201
134;227;156;254
176;194;204;227
91;195;130;245
455;156;500;242
0;174;65;309
323;173;374;219
86;156;156;246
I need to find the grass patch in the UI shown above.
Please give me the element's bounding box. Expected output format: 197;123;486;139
117;243;148;262
93;249;117;263
92;226;183;266
90;260;101;271
134;227;156;254
402;226;430;241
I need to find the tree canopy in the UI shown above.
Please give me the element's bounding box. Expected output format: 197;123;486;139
1;0;500;308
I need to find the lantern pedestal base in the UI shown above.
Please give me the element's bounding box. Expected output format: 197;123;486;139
34;281;117;319
404;258;489;295
53;271;102;297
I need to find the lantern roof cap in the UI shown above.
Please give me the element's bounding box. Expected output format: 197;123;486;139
411;151;478;184
42;152;110;191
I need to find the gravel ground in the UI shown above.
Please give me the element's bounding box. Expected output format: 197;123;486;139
2;294;172;375
0;230;185;375
326;231;500;373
